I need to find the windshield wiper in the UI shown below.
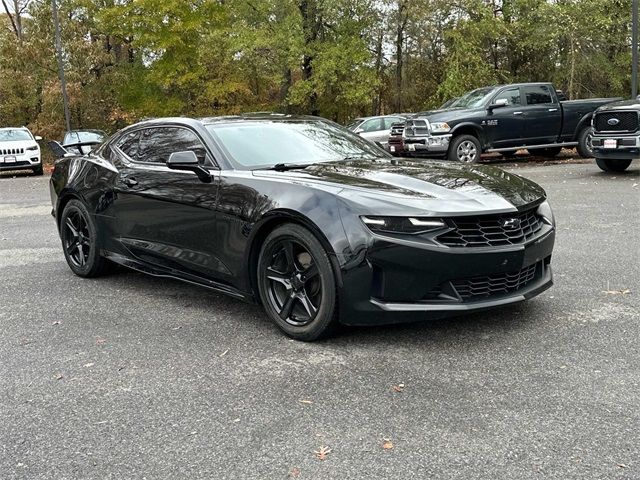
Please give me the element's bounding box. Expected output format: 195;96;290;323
268;163;315;172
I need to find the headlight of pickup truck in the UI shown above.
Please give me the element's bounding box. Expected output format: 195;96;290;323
429;122;451;134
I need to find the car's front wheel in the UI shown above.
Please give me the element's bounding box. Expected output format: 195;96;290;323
576;126;595;158
257;223;337;341
595;158;632;172
60;199;112;277
449;135;481;163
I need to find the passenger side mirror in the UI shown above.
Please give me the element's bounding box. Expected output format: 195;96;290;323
488;98;509;111
167;151;211;183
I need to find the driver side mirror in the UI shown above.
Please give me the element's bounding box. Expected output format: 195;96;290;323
167;151;211;183
488;98;509;111
354;127;364;134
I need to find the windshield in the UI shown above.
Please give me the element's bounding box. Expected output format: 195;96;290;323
0;129;32;142
63;131;106;145
449;87;495;109
205;120;387;169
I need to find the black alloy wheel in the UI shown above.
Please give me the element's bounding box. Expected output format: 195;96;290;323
257;224;337;341
60;199;111;277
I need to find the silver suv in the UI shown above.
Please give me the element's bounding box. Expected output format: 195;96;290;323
347;115;406;146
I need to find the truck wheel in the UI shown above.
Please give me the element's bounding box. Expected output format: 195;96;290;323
576;126;594;158
595;158;632;172
528;147;562;158
449;135;481;163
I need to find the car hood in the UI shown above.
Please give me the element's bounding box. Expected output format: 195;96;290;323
413;107;485;124
595;99;640;111
253;159;545;215
0;139;38;151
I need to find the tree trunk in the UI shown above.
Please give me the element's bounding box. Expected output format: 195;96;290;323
395;1;408;113
298;0;321;115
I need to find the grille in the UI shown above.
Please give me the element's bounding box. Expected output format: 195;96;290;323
594;111;639;133
452;263;539;301
436;208;544;248
390;123;405;136
0;160;30;168
1;147;25;155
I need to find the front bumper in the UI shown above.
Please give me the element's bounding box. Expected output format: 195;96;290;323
0;153;41;171
338;227;555;326
592;133;640;160
403;134;451;155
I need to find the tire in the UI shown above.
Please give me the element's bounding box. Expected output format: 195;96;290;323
33;164;43;176
576;126;595;158
257;223;337;341
528;147;562;158
60;199;112;277
595;158;632;172
448;135;481;163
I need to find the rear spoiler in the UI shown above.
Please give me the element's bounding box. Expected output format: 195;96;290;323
48;140;103;159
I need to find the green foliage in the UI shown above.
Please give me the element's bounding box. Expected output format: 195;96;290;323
0;0;634;136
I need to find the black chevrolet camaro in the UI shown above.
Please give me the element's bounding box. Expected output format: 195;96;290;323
50;114;555;340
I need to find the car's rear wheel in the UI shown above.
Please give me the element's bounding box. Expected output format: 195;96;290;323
60;199;111;277
595;158;632;172
449;135;481;163
528;147;562;158
257;223;337;341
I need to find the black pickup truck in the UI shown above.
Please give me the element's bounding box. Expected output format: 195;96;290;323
399;83;619;163
590;99;640;172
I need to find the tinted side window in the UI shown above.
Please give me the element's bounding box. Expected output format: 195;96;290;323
525;86;553;105
115;131;140;160
494;87;521;106
172;128;208;164
137;127;208;164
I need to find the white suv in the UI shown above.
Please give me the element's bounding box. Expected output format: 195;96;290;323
0;127;43;175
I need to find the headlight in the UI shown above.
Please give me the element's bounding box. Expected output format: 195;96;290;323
361;216;446;234
26;145;39;151
429;122;451;133
536;200;555;226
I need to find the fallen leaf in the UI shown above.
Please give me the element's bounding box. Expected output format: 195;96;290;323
602;289;631;295
617;463;627;469
52;321;61;326
96;337;106;344
289;467;301;478
56;374;64;380
382;439;394;450
299;399;313;405
392;383;405;393
314;446;331;460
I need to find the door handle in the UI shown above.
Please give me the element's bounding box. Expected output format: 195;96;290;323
548;108;558;112
123;177;138;187
513;111;524;115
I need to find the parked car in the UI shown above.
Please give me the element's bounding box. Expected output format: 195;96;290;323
347;115;406;146
0;127;43;175
50;114;555;341
590;99;640;172
62;129;108;155
401;83;619;162
388;103;457;157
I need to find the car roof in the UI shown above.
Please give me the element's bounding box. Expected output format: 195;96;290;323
0;126;29;131
65;129;107;134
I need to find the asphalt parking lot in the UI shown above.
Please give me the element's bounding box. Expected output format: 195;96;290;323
1;161;639;479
